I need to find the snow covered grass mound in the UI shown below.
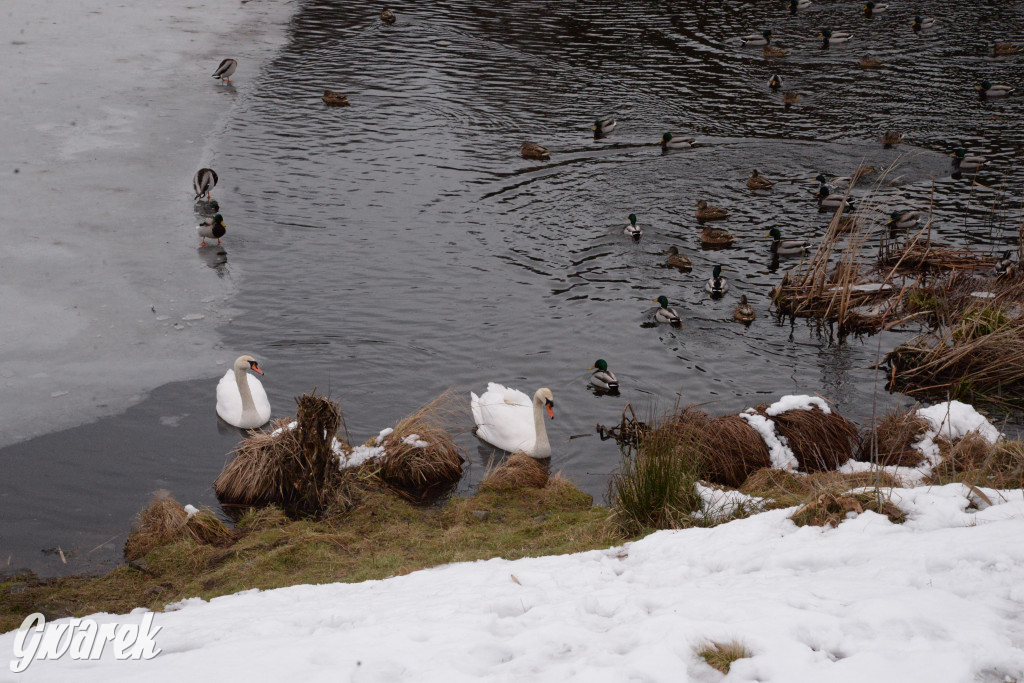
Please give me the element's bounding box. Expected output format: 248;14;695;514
9;483;1022;681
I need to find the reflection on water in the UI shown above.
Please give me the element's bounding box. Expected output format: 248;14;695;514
2;0;1023;575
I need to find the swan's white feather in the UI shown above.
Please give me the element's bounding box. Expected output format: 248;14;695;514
471;382;539;455
216;369;271;428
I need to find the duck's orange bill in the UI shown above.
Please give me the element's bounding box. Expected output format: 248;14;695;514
546;404;555;419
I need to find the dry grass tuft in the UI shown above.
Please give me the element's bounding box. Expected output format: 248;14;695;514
928;434;1024;489
858;407;930;466
371;389;466;502
214;392;350;517
235;505;290;532
124;491;232;562
662;409;770;487
741;468;900;509
697;640;753;674
757;404;858;471
790;490;905;527
480;453;549;492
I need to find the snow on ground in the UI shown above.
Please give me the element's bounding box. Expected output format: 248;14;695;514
0;0;295;447
4;483;1023;682
841;400;1001;484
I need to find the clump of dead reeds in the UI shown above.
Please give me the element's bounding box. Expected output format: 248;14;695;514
124;490;232;562
697;640;753;674
928;434;1024;490
370;389;466;502
663;408;770;487
790;490;905;527
609;420;704;534
480;453;549;492
878;236;993;273
740;468;899;509
214;392;353;517
756;403;858;471
857;407;929;466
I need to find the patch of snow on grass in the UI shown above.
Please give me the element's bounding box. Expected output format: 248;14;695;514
764;394;831;416
740;409;798;470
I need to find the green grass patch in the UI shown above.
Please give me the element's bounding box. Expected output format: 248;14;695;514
0;479;622;633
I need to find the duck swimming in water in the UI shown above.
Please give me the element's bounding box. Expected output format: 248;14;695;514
624;213;642;241
696;199;729;221
589;359;619;393
733;295;756;324
664;246;693;271
740;30;774;46
747;169;773;190
593;117;617;138
706;265;728;297
654;296;682;326
767;227;810;256
661;132;694;150
950;148;985;172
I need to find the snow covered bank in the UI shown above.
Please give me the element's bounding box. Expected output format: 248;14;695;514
0;0;295;446
3;483;1022;681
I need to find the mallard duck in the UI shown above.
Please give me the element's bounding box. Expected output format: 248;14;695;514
782;91;799;107
212;58;237;84
977;81;1013;98
740;30;774;46
995;251;1016;280
912;16;935;30
520;142;550;160
664;246;693;271
696;199;729;221
654;296;682;326
197;213;226;246
322;90;350;106
764;44;791;58
624;213;642;241
816;184;847;209
950;148;985;171
700;226;735;247
589;359;619;392
747;169;773;190
733;295;756;323
381;8;397;23
193;168;218;200
887;210;920;230
768;74;784;90
819;29;853;46
594;117;616;138
767;227;810;256
790;0;811;9
661;132;694;150
706;265;728;296
863;2;888;15
860;55;885;68
994;43;1022;56
882;130;904;147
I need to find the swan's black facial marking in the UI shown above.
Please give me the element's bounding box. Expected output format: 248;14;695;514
545;398;554;407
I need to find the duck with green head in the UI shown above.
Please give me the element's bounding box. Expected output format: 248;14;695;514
767;228;810;256
589;359;619;392
887;210;919;230
740;29;774;46
196;213;226;246
661;132;694;150
594;117;616;138
863;2;888;16
768;74;783;90
653;296;682;326
950;148;985;171
912;16;934;30
706;265;728;296
819;29;853;47
625;213;642;241
977;81;1013;98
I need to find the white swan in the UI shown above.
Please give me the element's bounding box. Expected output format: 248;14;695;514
471;384;554;458
216;355;271;429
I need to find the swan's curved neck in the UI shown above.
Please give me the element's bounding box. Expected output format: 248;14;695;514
234;366;257;417
532;398;551;457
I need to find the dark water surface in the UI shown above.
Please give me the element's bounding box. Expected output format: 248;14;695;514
4;0;1024;576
